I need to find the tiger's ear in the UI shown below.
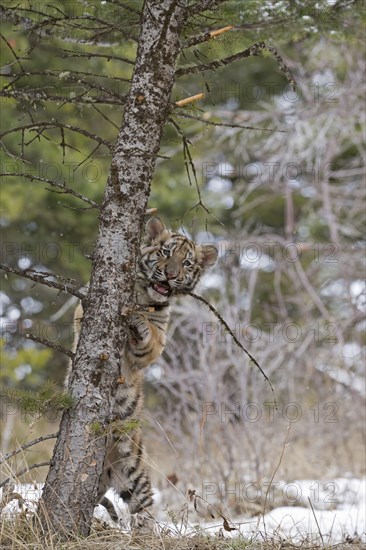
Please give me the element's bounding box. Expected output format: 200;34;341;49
145;217;167;240
200;244;218;270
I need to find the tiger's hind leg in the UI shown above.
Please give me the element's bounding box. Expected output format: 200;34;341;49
97;467;156;531
97;423;156;531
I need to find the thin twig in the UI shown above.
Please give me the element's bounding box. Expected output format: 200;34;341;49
0;33;24;71
25;334;74;359
91;104;120;130
188;291;277;403
308;496;325;546
262;425;291;535
0;462;50;490
0;433;59;465
169;119;223;226
179;112;287;133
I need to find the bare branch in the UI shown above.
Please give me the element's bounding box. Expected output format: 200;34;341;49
25;334;74;359
169;117;224;226
176;41;296;90
293;260;332;320
178;112;287;133
0;6;53;36
4;68;130;84
0;434;59;466
0;89;125;106
0;264;85;300
57;48;134;66
91;104;120;130
3;70;128;100
1;173;99;209
176;42;265;75
0;123;113;149
187;291;277;404
0;5;138;43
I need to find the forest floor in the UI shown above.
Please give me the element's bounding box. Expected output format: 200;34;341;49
0;477;365;549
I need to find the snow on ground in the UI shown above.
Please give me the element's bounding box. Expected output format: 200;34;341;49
1;478;365;544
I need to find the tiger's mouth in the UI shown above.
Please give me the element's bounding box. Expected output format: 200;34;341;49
151;282;172;297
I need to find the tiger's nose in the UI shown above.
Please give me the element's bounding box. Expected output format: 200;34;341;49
166;270;178;279
166;264;179;279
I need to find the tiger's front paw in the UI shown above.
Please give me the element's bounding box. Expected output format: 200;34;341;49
128;313;151;347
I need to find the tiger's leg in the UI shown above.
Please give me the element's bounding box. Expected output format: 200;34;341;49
125;312;166;369
97;378;154;529
98;435;154;528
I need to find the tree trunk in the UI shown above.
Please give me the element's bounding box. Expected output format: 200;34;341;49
38;0;187;536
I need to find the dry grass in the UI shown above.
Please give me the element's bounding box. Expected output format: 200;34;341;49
1;417;365;550
1;514;365;550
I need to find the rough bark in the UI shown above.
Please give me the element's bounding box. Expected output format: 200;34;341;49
38;0;187;536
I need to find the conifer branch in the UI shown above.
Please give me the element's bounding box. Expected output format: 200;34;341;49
7;383;73;418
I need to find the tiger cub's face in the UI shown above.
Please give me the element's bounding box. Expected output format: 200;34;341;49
139;217;218;303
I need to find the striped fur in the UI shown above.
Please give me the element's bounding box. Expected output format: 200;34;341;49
68;217;218;526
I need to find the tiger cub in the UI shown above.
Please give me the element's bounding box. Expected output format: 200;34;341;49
68;217;218;526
